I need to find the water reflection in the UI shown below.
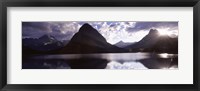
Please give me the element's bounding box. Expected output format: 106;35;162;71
106;61;148;69
22;53;178;69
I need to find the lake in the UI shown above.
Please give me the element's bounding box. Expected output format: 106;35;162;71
22;52;178;69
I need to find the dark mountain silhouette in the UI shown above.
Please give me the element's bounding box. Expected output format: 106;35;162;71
151;35;178;53
126;29;159;49
114;41;135;48
126;29;178;53
59;23;124;54
23;34;64;52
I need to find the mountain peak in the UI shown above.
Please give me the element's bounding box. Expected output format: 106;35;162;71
115;40;135;48
149;29;159;35
82;23;91;27
69;23;107;44
60;23;125;53
79;23;94;32
118;40;135;44
118;40;124;43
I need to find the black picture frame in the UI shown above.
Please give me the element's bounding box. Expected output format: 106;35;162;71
0;0;199;91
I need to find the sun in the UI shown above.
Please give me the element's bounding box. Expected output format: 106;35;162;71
158;29;174;36
157;28;178;38
158;29;169;35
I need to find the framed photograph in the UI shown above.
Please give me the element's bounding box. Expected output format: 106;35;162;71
0;0;199;91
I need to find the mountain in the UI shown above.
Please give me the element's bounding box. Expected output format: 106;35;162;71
114;41;135;48
62;40;70;45
126;29;160;49
126;29;178;53
151;35;178;53
23;34;64;52
59;23;124;54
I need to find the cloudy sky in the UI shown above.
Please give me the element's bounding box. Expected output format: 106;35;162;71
22;21;178;44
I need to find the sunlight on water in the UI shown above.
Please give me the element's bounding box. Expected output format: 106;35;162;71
158;53;178;59
159;53;168;58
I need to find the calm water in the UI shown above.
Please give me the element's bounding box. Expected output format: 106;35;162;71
22;53;178;69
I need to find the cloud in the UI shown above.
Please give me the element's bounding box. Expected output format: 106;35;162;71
22;22;52;32
22;22;81;40
127;22;178;32
82;21;136;44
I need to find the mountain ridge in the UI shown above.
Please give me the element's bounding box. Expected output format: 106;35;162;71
126;29;178;53
22;24;178;54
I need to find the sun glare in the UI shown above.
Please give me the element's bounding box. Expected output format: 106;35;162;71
158;29;170;36
158;29;178;38
159;53;169;58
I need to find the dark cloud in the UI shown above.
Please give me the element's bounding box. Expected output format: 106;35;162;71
22;22;81;40
22;26;50;38
126;22;178;32
22;22;51;32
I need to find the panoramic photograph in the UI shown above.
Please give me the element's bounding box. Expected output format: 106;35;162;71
22;21;178;69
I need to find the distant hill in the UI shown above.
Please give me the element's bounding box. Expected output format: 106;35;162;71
59;23;125;54
114;41;135;48
126;29;178;53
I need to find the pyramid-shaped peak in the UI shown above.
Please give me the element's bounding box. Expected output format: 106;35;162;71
79;23;94;32
82;23;91;27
